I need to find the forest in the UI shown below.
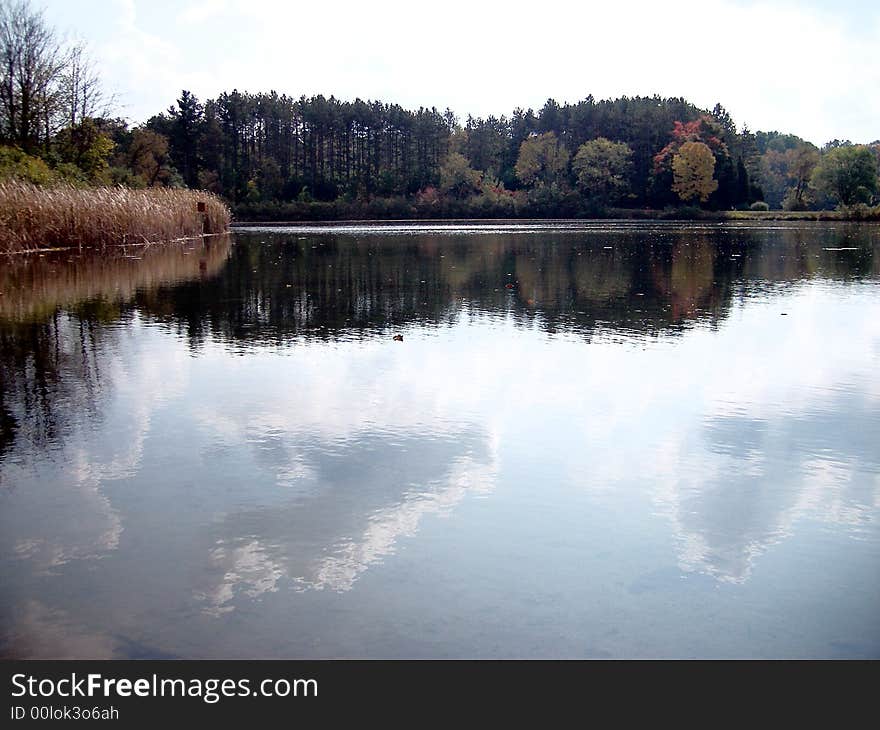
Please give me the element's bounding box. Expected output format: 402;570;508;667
1;0;879;221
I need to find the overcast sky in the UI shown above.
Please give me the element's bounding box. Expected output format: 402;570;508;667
40;0;879;146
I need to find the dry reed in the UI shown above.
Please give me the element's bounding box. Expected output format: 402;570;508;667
0;182;231;253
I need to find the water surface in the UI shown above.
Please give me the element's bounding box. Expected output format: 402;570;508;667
1;222;878;658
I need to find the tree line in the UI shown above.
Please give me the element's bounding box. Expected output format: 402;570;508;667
139;93;770;212
1;0;878;219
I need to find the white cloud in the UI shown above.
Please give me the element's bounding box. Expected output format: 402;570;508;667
43;0;880;143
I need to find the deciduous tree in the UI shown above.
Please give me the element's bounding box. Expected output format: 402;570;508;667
53;117;113;183
59;42;109;129
672;141;718;203
439;152;481;198
759;143;819;209
572;137;633;205
120;128;173;187
515;132;569;188
0;0;65;150
810;145;877;207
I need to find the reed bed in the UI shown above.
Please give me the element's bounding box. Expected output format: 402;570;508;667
0;182;231;253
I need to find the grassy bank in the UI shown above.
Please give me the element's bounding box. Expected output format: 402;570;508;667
608;206;880;222
721;208;880;222
0;182;231;253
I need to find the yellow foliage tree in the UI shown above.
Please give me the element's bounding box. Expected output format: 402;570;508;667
515;132;569;187
672;141;718;203
439;152;482;198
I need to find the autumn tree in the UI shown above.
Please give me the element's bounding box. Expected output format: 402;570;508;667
758;142;819;209
439;151;482;198
672;141;718;203
118;128;173;186
653;116;729;174
653;115;732;205
515;132;569;187
782;145;819;209
572;137;633;205
810;145;878;207
760;148;792;208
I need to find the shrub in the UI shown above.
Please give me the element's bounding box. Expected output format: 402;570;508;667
841;203;880;221
0;146;56;185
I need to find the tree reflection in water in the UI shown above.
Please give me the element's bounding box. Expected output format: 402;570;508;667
0;223;877;658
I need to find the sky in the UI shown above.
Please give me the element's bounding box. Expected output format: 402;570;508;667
39;0;880;146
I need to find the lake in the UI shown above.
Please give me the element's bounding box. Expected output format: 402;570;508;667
1;221;878;658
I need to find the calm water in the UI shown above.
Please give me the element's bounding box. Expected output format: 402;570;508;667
1;221;878;658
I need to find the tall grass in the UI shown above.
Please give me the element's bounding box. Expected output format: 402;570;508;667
0;182;231;253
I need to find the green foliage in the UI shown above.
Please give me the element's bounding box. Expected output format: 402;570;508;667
256;158;283;201
439;152;482;198
53;162;90;185
672;142;718;203
749;201;770;211
463;116;507;179
515;132;569;188
117;128;173;187
755;132;804;155
0;145;55;184
1;0;855;215
0;0;64;151
810;145;878;207
838;203;880;221
166;90;203;188
109;165;147;188
476;185;519;215
0;141;106;188
760;144;819;209
572;137;633;205
122;89;801;212
479;176;518;206
53;119;115;184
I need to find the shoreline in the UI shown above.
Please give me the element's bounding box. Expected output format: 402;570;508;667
231;213;880;227
230;208;880;225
